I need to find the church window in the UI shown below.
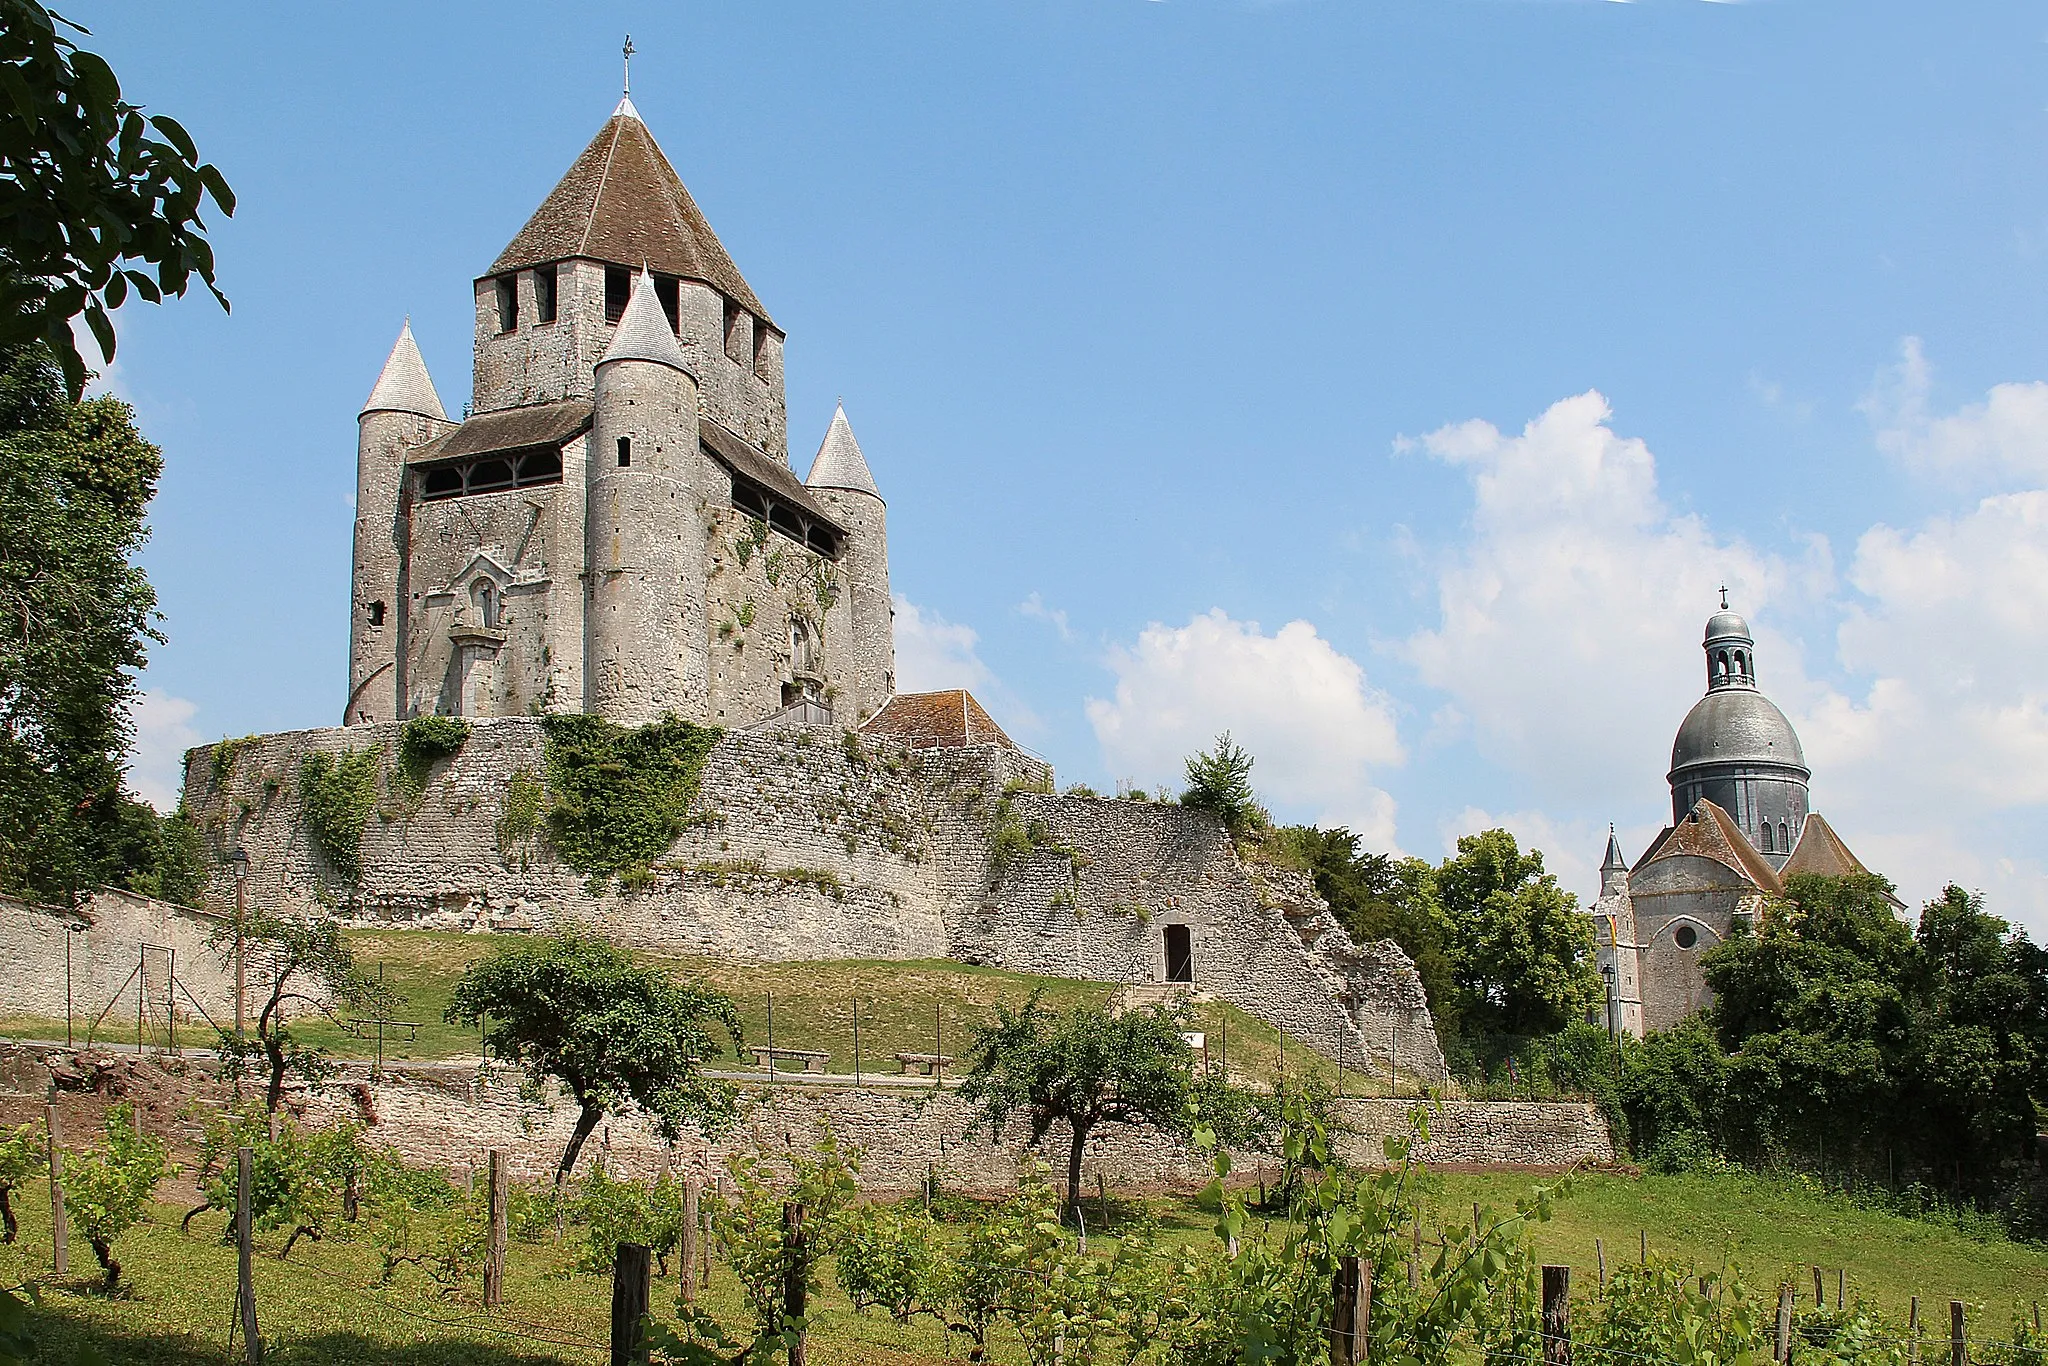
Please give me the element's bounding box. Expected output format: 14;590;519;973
495;275;518;333
1759;822;1773;853
1674;924;1698;950
617;437;631;468
367;600;386;627
655;274;681;334
604;266;630;324
1779;818;1790;851
534;264;557;324
468;458;514;493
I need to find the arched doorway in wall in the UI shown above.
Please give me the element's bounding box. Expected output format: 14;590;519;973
1164;924;1194;984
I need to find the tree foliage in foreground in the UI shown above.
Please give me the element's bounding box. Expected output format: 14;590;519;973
0;343;201;904
0;1;234;396
60;1103;169;1290
209;908;386;1114
444;931;744;1185
957;991;1198;1220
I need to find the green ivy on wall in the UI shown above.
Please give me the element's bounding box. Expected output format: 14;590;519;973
394;715;471;802
539;713;723;888
299;747;381;883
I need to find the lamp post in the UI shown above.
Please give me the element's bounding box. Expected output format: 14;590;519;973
227;848;249;1041
65;921;86;1047
1600;959;1621;1080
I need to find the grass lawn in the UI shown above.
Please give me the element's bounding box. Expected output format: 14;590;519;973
2;1160;2042;1365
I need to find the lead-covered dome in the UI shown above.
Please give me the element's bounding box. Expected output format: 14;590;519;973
1704;610;1750;644
1669;688;1807;774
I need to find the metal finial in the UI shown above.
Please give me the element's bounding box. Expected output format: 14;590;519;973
1718;584;1729;610
622;34;635;95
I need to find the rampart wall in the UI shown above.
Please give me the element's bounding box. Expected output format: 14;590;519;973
178;718;1445;1081
0;888;238;1029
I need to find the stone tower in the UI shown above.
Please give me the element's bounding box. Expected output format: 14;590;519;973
586;269;707;722
1666;599;1810;866
345;95;895;731
348;324;453;725
805;406;894;724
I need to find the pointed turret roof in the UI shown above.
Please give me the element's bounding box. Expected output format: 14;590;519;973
599;268;691;373
361;321;445;419
805;405;880;499
488;108;770;324
1601;826;1627;875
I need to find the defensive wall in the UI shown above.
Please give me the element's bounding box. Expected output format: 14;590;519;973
0;1044;1613;1193
178;717;1447;1082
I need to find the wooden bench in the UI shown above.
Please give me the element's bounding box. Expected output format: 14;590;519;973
893;1052;957;1077
748;1046;829;1074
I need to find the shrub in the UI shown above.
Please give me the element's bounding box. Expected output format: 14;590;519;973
395;714;470;800
62;1104;170;1290
0;1120;44;1243
1180;732;1266;839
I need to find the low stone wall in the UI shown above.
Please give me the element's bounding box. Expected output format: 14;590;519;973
0;1044;1612;1191
0;888;237;1029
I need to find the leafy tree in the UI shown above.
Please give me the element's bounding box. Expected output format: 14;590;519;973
958;991;1197;1219
61;1102;169;1290
1433;829;1597;1039
444;932;743;1185
1180;732;1265;839
0;2;234;396
0;343;198;903
209;908;386;1113
709;1127;861;1356
0;1119;43;1243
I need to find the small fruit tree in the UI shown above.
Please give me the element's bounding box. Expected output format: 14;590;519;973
61;1103;169;1290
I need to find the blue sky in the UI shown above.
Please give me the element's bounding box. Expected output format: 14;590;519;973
82;1;2048;930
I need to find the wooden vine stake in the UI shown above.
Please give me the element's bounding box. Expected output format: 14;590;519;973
611;1242;652;1366
1328;1256;1373;1366
1776;1284;1795;1365
237;1146;262;1366
483;1149;507;1308
1541;1265;1571;1366
1950;1301;1967;1366
44;1105;66;1277
783;1202;809;1366
1908;1296;1921;1366
679;1178;701;1303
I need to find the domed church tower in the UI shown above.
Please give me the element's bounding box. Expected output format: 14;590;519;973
1666;594;1810;868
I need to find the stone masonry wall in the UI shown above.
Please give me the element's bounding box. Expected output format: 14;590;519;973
180;719;1445;1080
0;888;238;1028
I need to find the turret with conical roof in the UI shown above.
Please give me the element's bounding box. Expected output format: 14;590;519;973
805;405;893;722
471;101;787;457
348;323;455;724
586;269;709;723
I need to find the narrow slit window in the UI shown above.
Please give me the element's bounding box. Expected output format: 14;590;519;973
655;275;681;334
617;436;631;468
367;600;386;627
604;266;630;324
534;264;557;324
495;275;518;333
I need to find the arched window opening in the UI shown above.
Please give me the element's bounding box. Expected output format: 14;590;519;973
1759;822;1774;853
790;618;817;675
471;579;498;629
1779;819;1790;852
1716;650;1730;679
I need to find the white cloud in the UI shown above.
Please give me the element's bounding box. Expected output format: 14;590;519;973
890;595;1041;737
1400;390;1805;806
1404;368;2048;934
1862;336;2048;482
1085;609;1403;845
125;689;202;810
1018;592;1073;641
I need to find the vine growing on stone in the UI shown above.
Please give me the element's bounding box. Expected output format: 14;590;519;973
299;745;381;883
538;712;723;887
393;714;470;802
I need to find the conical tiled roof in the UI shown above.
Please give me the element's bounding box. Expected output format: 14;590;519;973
488;109;770;324
362;321;445;418
805;405;880;499
600;268;691;373
1780;814;1870;880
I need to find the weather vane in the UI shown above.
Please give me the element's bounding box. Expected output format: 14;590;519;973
622;34;635;96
